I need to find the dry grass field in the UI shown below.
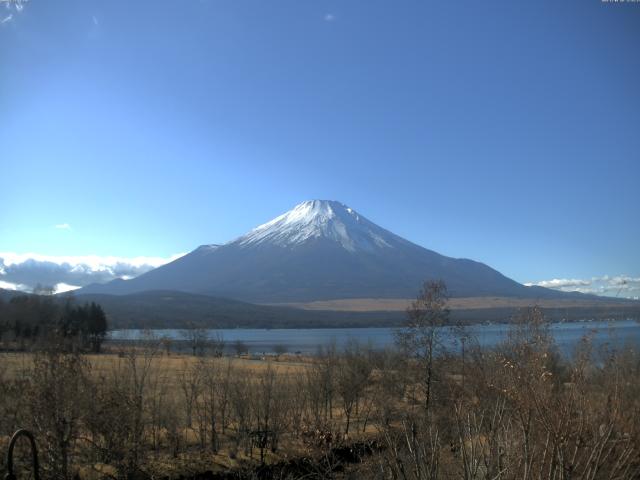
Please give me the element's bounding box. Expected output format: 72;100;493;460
0;350;312;387
268;296;637;311
0;348;375;478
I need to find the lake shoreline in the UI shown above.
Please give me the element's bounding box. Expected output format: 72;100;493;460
108;319;640;356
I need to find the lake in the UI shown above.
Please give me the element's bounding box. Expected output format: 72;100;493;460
109;319;640;356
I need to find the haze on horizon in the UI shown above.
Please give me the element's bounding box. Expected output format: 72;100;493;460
1;0;639;298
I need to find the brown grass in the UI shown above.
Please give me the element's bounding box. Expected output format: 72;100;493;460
266;296;633;311
0;350;311;383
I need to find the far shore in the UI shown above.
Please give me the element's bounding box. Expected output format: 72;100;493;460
266;296;640;312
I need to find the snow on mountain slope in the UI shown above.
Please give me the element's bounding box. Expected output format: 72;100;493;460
234;200;395;252
78;200;570;302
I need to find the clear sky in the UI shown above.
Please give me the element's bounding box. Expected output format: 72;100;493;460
1;0;639;297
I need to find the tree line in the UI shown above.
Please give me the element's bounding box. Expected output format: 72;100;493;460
0;294;108;352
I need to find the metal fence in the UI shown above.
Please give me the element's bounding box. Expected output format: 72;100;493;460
4;430;39;480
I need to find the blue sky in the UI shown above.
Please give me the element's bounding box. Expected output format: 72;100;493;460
1;0;639;297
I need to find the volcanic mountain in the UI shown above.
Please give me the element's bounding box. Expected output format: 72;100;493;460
79;200;572;302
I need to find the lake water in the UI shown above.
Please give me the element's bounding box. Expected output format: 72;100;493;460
109;319;640;356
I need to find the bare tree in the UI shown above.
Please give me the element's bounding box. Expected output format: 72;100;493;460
179;360;202;436
181;323;210;356
210;331;225;357
229;373;252;456
194;356;233;452
145;356;171;455
28;351;91;480
84;342;160;480
273;344;288;356
233;339;249;357
396;280;449;416
336;340;372;437
249;365;290;462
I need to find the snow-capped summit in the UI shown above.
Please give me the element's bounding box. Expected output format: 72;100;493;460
234;200;395;252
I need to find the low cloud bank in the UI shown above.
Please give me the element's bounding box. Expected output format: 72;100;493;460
0;252;185;294
525;275;640;299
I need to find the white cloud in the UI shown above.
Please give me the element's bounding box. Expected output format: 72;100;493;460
608;275;640;286
0;252;185;269
55;223;72;230
54;283;82;294
324;13;335;21
0;252;186;293
524;278;591;289
0;0;28;24
1;0;28;10
0;279;26;290
0;280;14;290
0;0;28;25
526;274;640;299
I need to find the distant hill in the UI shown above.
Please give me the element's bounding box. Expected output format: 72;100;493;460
0;288;26;302
72;290;640;329
72;290;404;329
78;200;597;303
3;288;638;329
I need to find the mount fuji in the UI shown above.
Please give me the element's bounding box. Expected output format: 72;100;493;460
79;200;568;302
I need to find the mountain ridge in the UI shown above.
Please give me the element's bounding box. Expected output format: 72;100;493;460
77;200;596;302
